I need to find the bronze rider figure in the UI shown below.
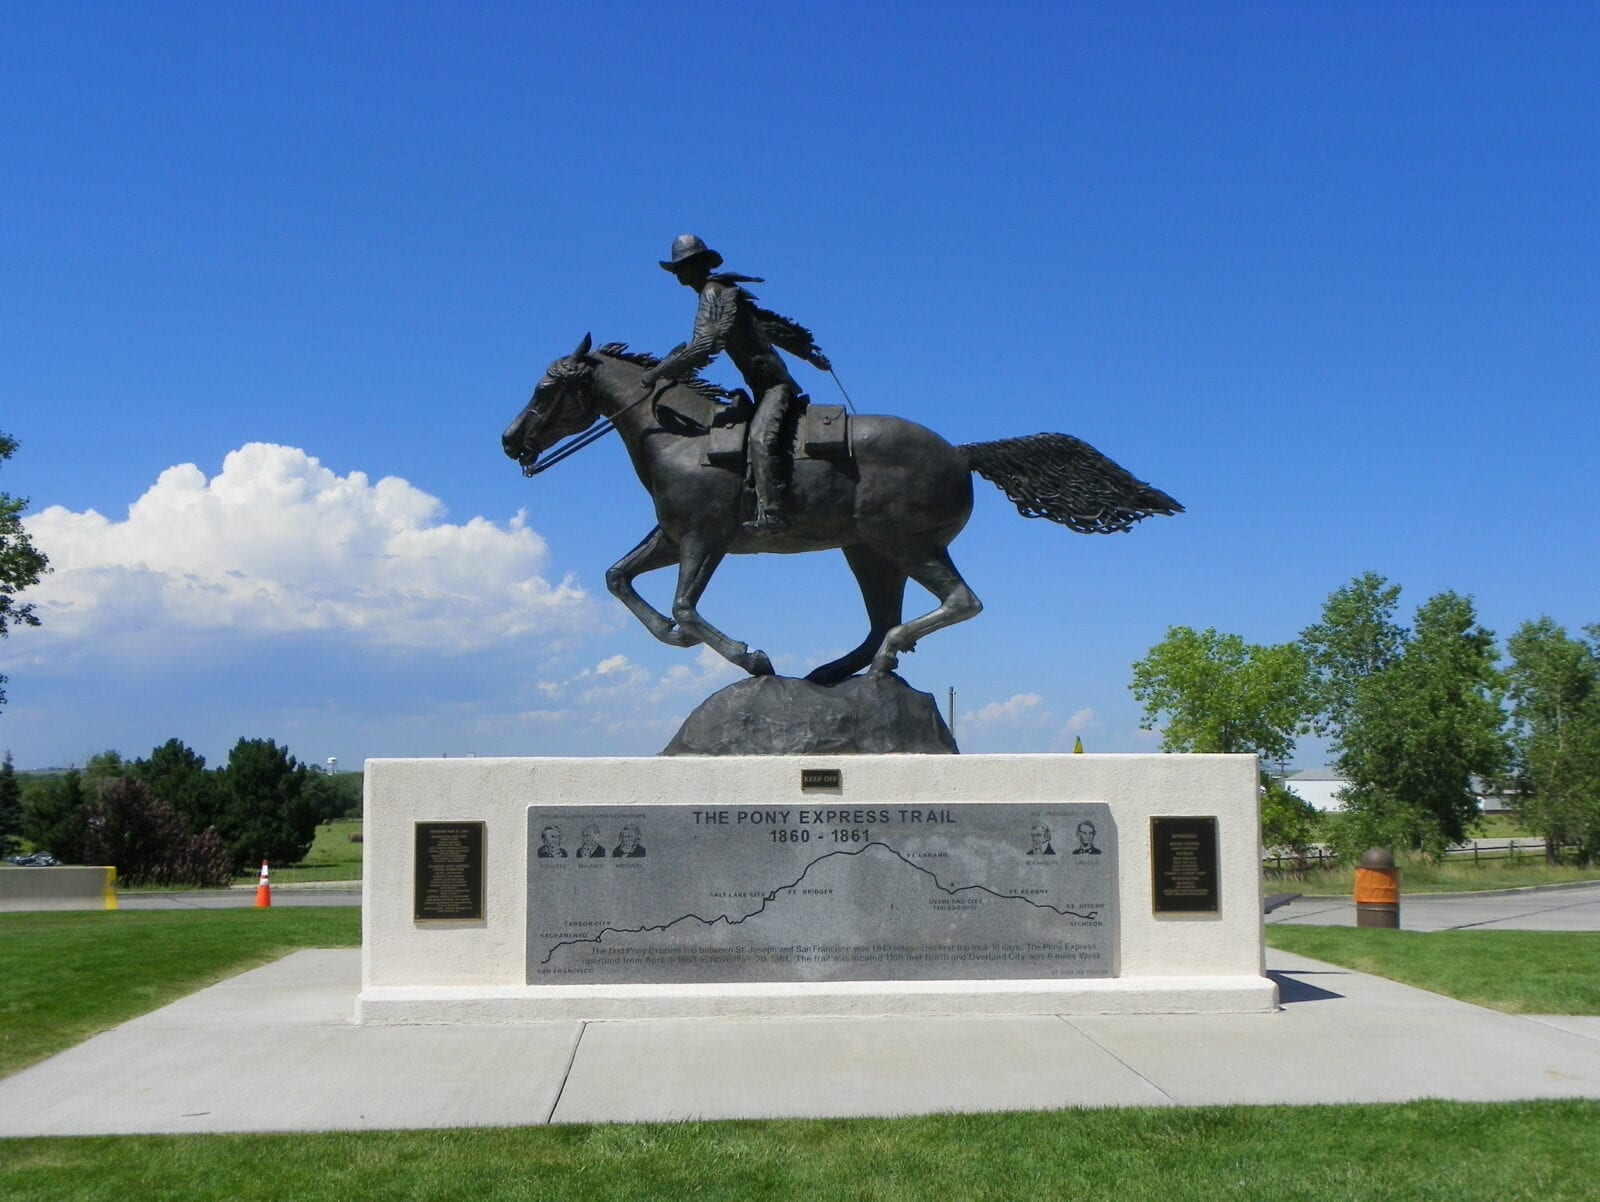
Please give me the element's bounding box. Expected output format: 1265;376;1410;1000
641;235;831;531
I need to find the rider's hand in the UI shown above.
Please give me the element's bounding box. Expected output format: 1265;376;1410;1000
639;373;657;390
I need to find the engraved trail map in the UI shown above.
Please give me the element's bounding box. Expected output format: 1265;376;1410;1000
526;802;1114;984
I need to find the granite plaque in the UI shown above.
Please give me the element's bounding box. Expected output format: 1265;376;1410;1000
526;803;1114;984
1151;816;1219;914
414;821;485;922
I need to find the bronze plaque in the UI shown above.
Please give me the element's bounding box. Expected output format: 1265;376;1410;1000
800;768;842;790
414;821;485;922
1151;816;1219;914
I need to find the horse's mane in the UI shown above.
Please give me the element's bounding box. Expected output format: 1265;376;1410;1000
594;342;731;405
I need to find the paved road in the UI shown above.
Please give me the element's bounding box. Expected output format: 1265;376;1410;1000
116;885;360;910
1266;882;1600;932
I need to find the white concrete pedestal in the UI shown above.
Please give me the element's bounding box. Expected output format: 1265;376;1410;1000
359;754;1275;1023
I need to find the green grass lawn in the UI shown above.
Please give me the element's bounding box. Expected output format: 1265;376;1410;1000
228;819;365;885
1475;813;1534;838
1267;926;1600;1014
2;1101;1598;1201
0;908;360;1078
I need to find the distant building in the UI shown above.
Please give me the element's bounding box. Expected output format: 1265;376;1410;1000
1284;768;1349;813
1472;778;1516;816
1285;768;1507;817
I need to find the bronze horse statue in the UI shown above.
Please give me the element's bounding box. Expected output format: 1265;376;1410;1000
502;336;1182;684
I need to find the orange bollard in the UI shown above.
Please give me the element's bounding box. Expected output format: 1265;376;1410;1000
254;860;272;908
1353;847;1399;928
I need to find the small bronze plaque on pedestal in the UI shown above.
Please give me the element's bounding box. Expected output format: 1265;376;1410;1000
414;821;485;922
1151;816;1219;914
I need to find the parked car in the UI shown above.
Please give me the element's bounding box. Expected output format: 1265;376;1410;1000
6;852;60;867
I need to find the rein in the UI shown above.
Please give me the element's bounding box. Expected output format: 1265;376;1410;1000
522;420;616;476
520;384;660;477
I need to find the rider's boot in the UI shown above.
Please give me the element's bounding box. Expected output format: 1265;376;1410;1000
744;483;789;532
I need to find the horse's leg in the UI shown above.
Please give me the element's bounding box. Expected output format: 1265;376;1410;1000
671;538;775;676
806;544;907;685
869;545;983;675
605;526;701;648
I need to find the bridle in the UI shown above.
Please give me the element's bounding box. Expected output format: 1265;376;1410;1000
520;375;661;477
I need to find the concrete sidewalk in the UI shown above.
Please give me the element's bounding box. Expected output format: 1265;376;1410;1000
2;947;1598;1136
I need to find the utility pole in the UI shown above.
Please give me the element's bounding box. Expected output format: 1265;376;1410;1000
947;687;956;740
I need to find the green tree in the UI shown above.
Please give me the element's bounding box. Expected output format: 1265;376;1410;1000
1300;571;1405;738
1130;626;1313;762
0;751;22;858
21;769;89;862
302;764;352;825
0;431;51;710
1260;779;1320;862
219;737;322;869
1327;590;1509;858
133;738;225;833
1131;627;1316;855
317;769;364;821
83;749;126;785
1505;618;1600;863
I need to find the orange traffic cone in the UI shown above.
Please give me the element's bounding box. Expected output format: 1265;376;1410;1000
254;860;272;908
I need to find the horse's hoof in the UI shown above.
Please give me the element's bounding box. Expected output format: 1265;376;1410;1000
747;651;775;676
869;654;899;675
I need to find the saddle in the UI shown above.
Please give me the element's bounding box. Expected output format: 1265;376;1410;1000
701;393;852;469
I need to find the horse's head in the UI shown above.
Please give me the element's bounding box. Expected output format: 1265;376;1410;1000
501;333;602;474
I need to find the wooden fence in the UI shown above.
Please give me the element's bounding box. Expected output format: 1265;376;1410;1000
1263;839;1576;871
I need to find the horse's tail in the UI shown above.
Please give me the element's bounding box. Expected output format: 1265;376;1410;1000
958;433;1183;534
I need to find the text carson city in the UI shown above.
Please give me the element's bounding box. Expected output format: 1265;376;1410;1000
690;809;957;826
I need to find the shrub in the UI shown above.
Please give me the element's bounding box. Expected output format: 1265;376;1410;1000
81;777;233;887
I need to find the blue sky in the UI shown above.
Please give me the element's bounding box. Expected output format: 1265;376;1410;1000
3;2;1596;771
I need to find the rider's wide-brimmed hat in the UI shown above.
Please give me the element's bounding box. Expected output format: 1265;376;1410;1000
660;234;724;273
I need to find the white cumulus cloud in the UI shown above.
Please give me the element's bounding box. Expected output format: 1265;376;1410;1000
963;692;1049;729
650;646;746;699
1061;708;1096;734
525;647;744;735
22;443;594;654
